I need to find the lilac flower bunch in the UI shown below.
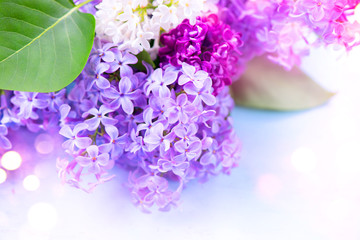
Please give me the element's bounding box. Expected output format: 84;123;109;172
54;38;241;211
1;0;360;212
218;0;360;70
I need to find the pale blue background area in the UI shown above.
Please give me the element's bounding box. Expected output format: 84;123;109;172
1;47;360;240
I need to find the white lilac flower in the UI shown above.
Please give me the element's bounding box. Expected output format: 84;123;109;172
95;0;209;55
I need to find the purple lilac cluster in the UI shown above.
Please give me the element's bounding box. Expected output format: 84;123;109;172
0;89;66;151
218;0;360;70
159;14;242;95
53;38;241;211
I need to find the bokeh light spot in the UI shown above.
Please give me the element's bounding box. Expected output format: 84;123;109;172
0;168;7;184
35;134;54;155
23;175;40;191
291;147;317;174
28;202;58;231
1;151;22;171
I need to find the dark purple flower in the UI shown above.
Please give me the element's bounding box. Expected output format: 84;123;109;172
159;15;242;94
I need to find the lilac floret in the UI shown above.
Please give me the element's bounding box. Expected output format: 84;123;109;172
83;105;117;131
104;76;142;114
59;123;92;152
76;145;110;174
11;92;48;119
109;51;138;76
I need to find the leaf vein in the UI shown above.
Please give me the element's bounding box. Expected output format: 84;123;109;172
0;30;32;40
52;0;73;9
1;2;59;20
0;46;16;52
0;2;85;65
69;15;86;39
0;17;46;30
0;45;17;51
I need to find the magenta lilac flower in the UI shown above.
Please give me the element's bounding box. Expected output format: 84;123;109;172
159;15;242;95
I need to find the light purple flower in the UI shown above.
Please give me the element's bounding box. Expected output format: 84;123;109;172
191;110;216;128
301;0;333;22
56;158;70;184
99;125;127;157
137;108;155;134
178;62;209;88
90;38;115;64
109;51;138;77
131;191;153;214
174;140;202;161
143;123;173;152
173;123;199;145
145;68;178;98
156;155;189;178
59;123;92;151
103;76;141;115
200;140;221;165
184;78;216;106
83;105;118;131
0;125;11;149
164;93;195;124
76;145;110;173
127;129;147;153
222;137;241;168
45;89;66;112
144;176;172;209
149;96;166;119
11;92;48;119
88;62;111;90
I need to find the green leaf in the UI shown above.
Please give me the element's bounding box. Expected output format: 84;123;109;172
0;0;95;92
132;50;156;71
231;56;335;111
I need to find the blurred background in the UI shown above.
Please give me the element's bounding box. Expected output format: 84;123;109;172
1;46;360;240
